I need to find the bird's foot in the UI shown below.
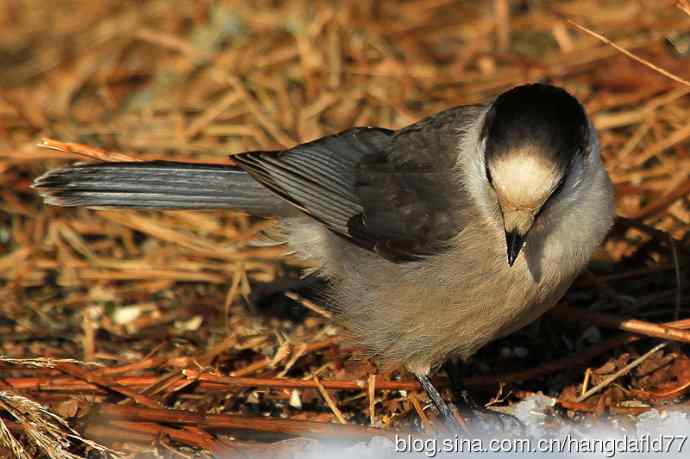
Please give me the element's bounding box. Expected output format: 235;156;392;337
453;390;525;436
415;374;465;434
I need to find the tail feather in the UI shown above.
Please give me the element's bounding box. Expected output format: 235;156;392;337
32;161;290;215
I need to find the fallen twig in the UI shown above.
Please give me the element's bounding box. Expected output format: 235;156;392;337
551;306;690;344
96;403;396;440
575;343;668;402
568;21;690;88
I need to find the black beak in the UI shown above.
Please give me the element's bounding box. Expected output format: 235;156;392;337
505;230;524;267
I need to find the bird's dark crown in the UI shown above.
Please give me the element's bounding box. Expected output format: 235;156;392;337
481;83;590;171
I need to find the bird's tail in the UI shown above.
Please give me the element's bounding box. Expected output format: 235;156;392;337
32;161;289;216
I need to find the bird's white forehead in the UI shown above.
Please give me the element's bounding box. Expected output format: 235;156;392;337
490;150;563;209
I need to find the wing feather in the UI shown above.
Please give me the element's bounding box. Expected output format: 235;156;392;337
233;107;483;262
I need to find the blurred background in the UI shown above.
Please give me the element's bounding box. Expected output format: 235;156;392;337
1;0;689;457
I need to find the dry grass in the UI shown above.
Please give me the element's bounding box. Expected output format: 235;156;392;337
0;0;689;457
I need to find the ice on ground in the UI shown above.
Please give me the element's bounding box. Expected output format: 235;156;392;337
282;395;690;459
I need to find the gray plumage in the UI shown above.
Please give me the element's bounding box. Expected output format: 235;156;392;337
33;161;289;215
33;83;615;383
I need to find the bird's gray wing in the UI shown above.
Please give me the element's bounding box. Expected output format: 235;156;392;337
234;106;482;262
234;127;393;236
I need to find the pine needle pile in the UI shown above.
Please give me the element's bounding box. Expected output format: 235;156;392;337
0;0;689;457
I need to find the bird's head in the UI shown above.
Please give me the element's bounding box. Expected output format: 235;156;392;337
480;83;592;266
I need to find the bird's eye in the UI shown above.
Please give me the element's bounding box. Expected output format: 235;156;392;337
535;174;567;221
485;163;493;185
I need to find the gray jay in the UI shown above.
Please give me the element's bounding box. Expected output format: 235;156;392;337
33;83;615;429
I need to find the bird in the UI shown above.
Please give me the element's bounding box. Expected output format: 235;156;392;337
32;83;615;430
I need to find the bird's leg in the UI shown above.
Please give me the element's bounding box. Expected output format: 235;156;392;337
414;373;463;433
443;360;524;434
